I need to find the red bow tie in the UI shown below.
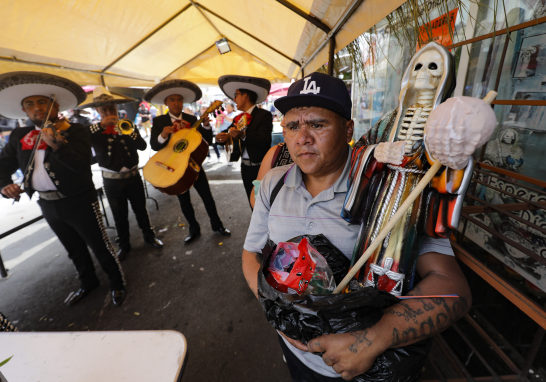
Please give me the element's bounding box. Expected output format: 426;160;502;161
102;125;119;135
173;119;191;132
21;130;47;150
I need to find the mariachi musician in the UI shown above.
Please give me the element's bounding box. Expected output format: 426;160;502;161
144;79;230;244
78;87;163;261
215;75;273;205
0;72;126;307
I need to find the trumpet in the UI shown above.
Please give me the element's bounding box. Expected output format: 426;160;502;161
115;118;135;135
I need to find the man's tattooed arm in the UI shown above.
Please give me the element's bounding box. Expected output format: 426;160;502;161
385;295;469;347
379;253;472;348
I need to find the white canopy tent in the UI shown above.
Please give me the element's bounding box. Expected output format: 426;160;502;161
0;0;407;87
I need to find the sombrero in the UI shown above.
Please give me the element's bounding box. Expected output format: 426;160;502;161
0;71;86;119
77;86;137;109
218;75;271;104
144;79;202;104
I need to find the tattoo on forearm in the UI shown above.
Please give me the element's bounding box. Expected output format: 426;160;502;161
387;296;468;347
348;329;373;353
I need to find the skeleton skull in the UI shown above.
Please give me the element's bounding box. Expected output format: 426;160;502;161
502;130;516;144
412;50;444;90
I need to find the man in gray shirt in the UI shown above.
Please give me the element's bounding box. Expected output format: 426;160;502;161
242;73;471;381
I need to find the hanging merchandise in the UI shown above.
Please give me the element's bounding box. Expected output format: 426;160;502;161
341;42;497;297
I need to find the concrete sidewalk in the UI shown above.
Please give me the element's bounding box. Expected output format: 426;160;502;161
0;153;291;381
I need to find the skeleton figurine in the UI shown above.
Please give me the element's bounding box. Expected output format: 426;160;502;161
342;42;496;296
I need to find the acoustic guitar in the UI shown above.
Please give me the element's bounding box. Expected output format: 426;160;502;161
225;112;252;163
143;100;223;195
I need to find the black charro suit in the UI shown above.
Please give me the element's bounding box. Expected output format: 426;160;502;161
151;113;224;235
222;106;273;201
0;124;124;291
89;123;155;250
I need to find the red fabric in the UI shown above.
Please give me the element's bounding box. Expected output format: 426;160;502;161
173;119;191;132
20;130;47;150
234;112;252;127
102;125;118;135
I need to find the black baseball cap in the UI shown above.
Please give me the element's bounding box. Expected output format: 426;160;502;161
274;72;352;120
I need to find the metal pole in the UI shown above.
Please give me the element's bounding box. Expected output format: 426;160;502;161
519;326;545;381
0;250;8;278
328;37;335;76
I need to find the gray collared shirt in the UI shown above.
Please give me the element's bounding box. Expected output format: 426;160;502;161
244;147;454;377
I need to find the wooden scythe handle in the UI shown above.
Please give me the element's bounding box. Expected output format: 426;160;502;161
332;91;498;295
332;161;442;294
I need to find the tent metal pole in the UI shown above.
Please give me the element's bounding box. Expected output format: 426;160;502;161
0;56;153;84
328;37;335;76
296;0;365;77
193;2;301;67
189;0;224;37
101;3;192;74
275;0;331;33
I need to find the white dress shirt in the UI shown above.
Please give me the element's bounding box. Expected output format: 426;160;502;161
239;105;255;160
30;127;57;191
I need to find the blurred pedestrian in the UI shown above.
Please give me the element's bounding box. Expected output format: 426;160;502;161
138;104;151;137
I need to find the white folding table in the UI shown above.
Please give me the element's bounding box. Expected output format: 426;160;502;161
0;330;187;382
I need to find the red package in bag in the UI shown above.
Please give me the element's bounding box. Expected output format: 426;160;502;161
267;238;317;294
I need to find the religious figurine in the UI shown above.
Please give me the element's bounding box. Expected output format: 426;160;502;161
343;42;497;296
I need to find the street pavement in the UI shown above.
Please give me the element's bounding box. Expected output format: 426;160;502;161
0;141;291;381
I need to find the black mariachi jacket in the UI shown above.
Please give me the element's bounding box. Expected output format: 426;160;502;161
150;113;212;151
0;123;94;198
89;123;146;172
221;107;272;163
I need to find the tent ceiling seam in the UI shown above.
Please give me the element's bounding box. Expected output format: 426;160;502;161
228;40;290;78
194;2;301;67
0;56;153;83
189;0;223;37
297;0;365;76
275;0;331;33
101;3;192;74
161;43;217;81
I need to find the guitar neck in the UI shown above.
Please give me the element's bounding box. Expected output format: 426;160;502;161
191;116;205;130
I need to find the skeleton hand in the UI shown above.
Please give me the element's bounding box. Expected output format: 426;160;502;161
425;96;496;170
374;141;406;165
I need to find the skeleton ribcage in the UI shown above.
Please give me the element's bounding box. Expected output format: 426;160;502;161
397;106;432;155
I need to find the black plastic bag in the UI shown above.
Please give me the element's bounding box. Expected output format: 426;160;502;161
257;234;432;382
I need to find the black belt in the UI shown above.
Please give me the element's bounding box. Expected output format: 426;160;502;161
102;168;139;179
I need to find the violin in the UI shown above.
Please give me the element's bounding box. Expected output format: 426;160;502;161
14;94;70;202
43;117;71;146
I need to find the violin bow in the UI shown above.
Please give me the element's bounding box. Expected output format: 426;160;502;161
14;94;57;203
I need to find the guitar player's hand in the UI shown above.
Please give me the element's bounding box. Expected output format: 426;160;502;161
202;116;210;127
161;126;175;139
229;127;244;139
215;132;228;143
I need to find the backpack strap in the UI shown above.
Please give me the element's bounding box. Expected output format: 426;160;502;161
269;172;286;207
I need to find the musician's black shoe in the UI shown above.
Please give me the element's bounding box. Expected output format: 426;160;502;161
185;231;201;244
144;236;164;249
213;227;231;236
117;246;131;261
112;289;126;307
66;285;98;306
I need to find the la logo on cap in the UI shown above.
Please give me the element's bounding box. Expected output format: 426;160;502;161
300;76;321;95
